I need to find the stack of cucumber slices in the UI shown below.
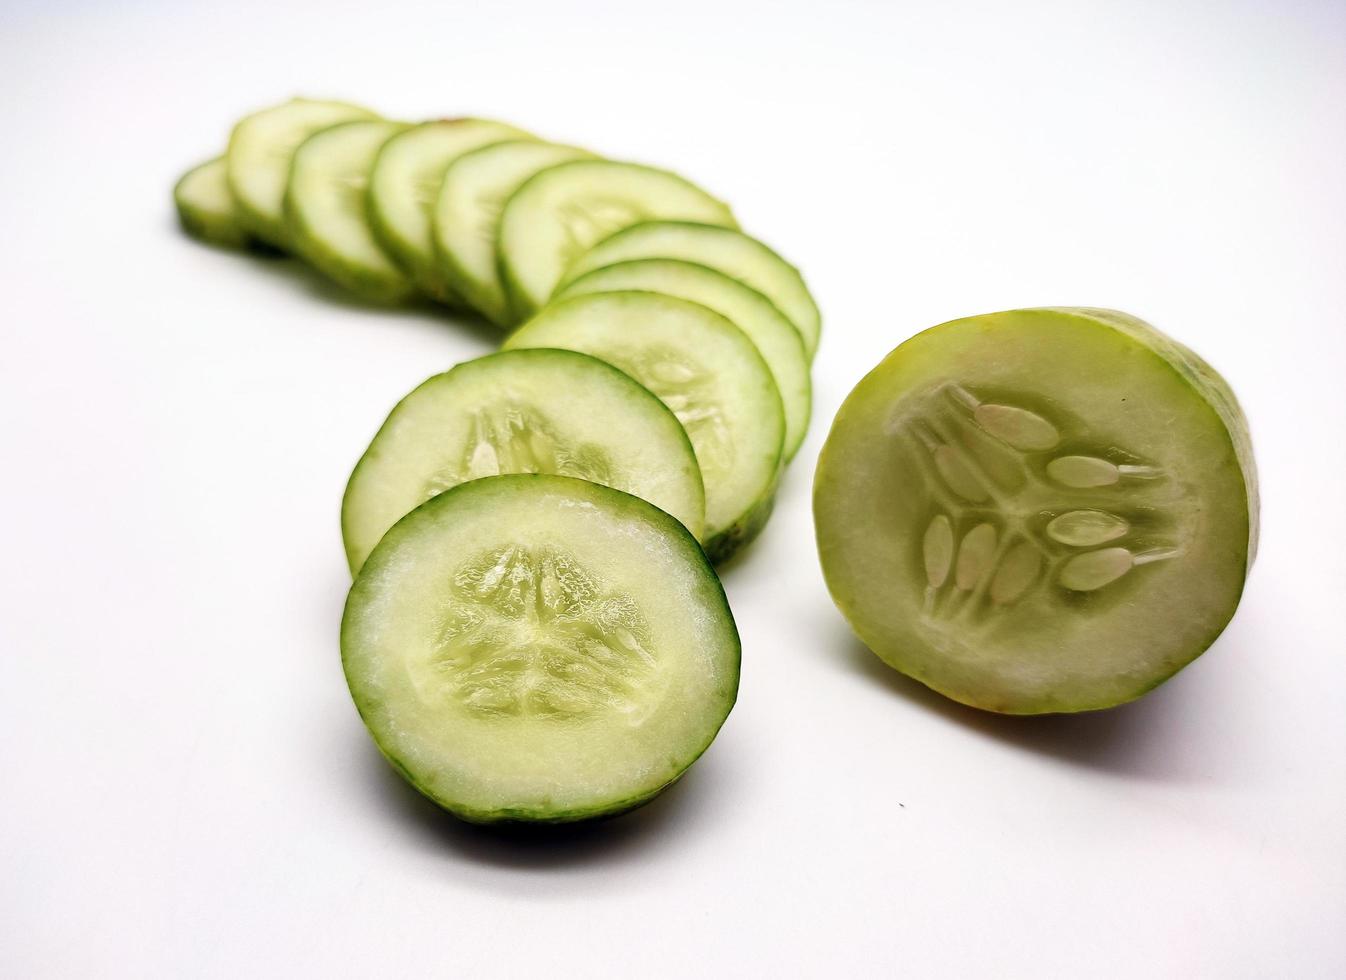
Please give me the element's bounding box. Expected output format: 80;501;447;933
177;97;822;823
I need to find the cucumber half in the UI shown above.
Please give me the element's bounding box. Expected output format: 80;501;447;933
367;119;533;303
559;221;820;360
342;474;740;824
556;259;811;462
174;157;254;248
505;291;783;563
226;98;378;247
285;120;415;303
498;160;737;322
341;348;706;572
434;140;595;327
814;307;1258;714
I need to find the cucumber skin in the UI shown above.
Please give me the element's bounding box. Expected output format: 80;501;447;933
814;307;1257;715
703;479;776;565
342;474;740;824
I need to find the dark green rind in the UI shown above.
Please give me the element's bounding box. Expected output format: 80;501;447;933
342;473;740;824
814;307;1257;715
339;347;706;574
703;483;776;565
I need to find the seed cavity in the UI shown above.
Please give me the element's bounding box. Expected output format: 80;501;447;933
990;541;1041;605
432;545;656;719
923;515;954;588
1047;510;1131;547
973;404;1060;452
934;446;990;502
955;523;997;591
605;346;732;477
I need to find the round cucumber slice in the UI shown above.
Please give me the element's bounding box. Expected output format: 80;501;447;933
341;348;706;573
504;292;783;563
497;160;737;322
814;307;1258;714
556;259;811;462
342;474;740;824
285;120;416;303
226;98;378;247
434;140;595;327
174;157;253;248
560;221;820;360
367;119;533;303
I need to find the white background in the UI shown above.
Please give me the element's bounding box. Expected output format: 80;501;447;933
2;0;1344;976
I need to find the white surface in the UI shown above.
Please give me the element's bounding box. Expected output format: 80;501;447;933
2;0;1344;976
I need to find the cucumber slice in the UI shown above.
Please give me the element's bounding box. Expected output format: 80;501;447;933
285;120;416;303
813;307;1258;714
556;259;811;462
341;348;706;572
559;221;820;360
342;474;740;824
434;140;595;327
226;98;378;247
504;292;783;562
367;119;533;302
498;160;737;322
174;157;253;248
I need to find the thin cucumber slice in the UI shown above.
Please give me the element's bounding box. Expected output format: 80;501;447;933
341;348;706;572
498;160;737;322
174;157;253;248
342;474;740;824
226;98;378;247
813;307;1258;714
434;140;595;327
560;221;821;360
504;292;783;562
367;119;533;303
556;258;812;461
285;120;416;303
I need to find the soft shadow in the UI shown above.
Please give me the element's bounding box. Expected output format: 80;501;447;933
356;731;723;871
835;624;1215;782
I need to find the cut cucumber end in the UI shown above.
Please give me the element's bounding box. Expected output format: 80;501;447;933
504;291;785;563
174;156;254;248
341;347;706;573
342;474;739;823
558;220;820;360
498;161;738;323
814;307;1256;714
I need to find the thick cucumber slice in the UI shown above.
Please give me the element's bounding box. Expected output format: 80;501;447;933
556;259;812;461
434;140;595;327
497;161;737;322
285;120;415;303
367;119;533;302
174;157;253;248
505;292;783;562
226;98;378;247
560;221;821;360
342;474;740;824
813;307;1258;714
341;348;706;572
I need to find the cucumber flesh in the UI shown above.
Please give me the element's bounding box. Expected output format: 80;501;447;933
341;348;706;572
226;98;378;247
498;161;737;322
434;140;595;327
560;221;820;360
342;474;740;824
557;258;811;461
813;307;1257;714
285;120;415;303
504;291;784;562
367;119;533;303
174;157;253;248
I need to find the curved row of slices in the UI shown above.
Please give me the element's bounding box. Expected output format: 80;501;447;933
175;97;821;563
